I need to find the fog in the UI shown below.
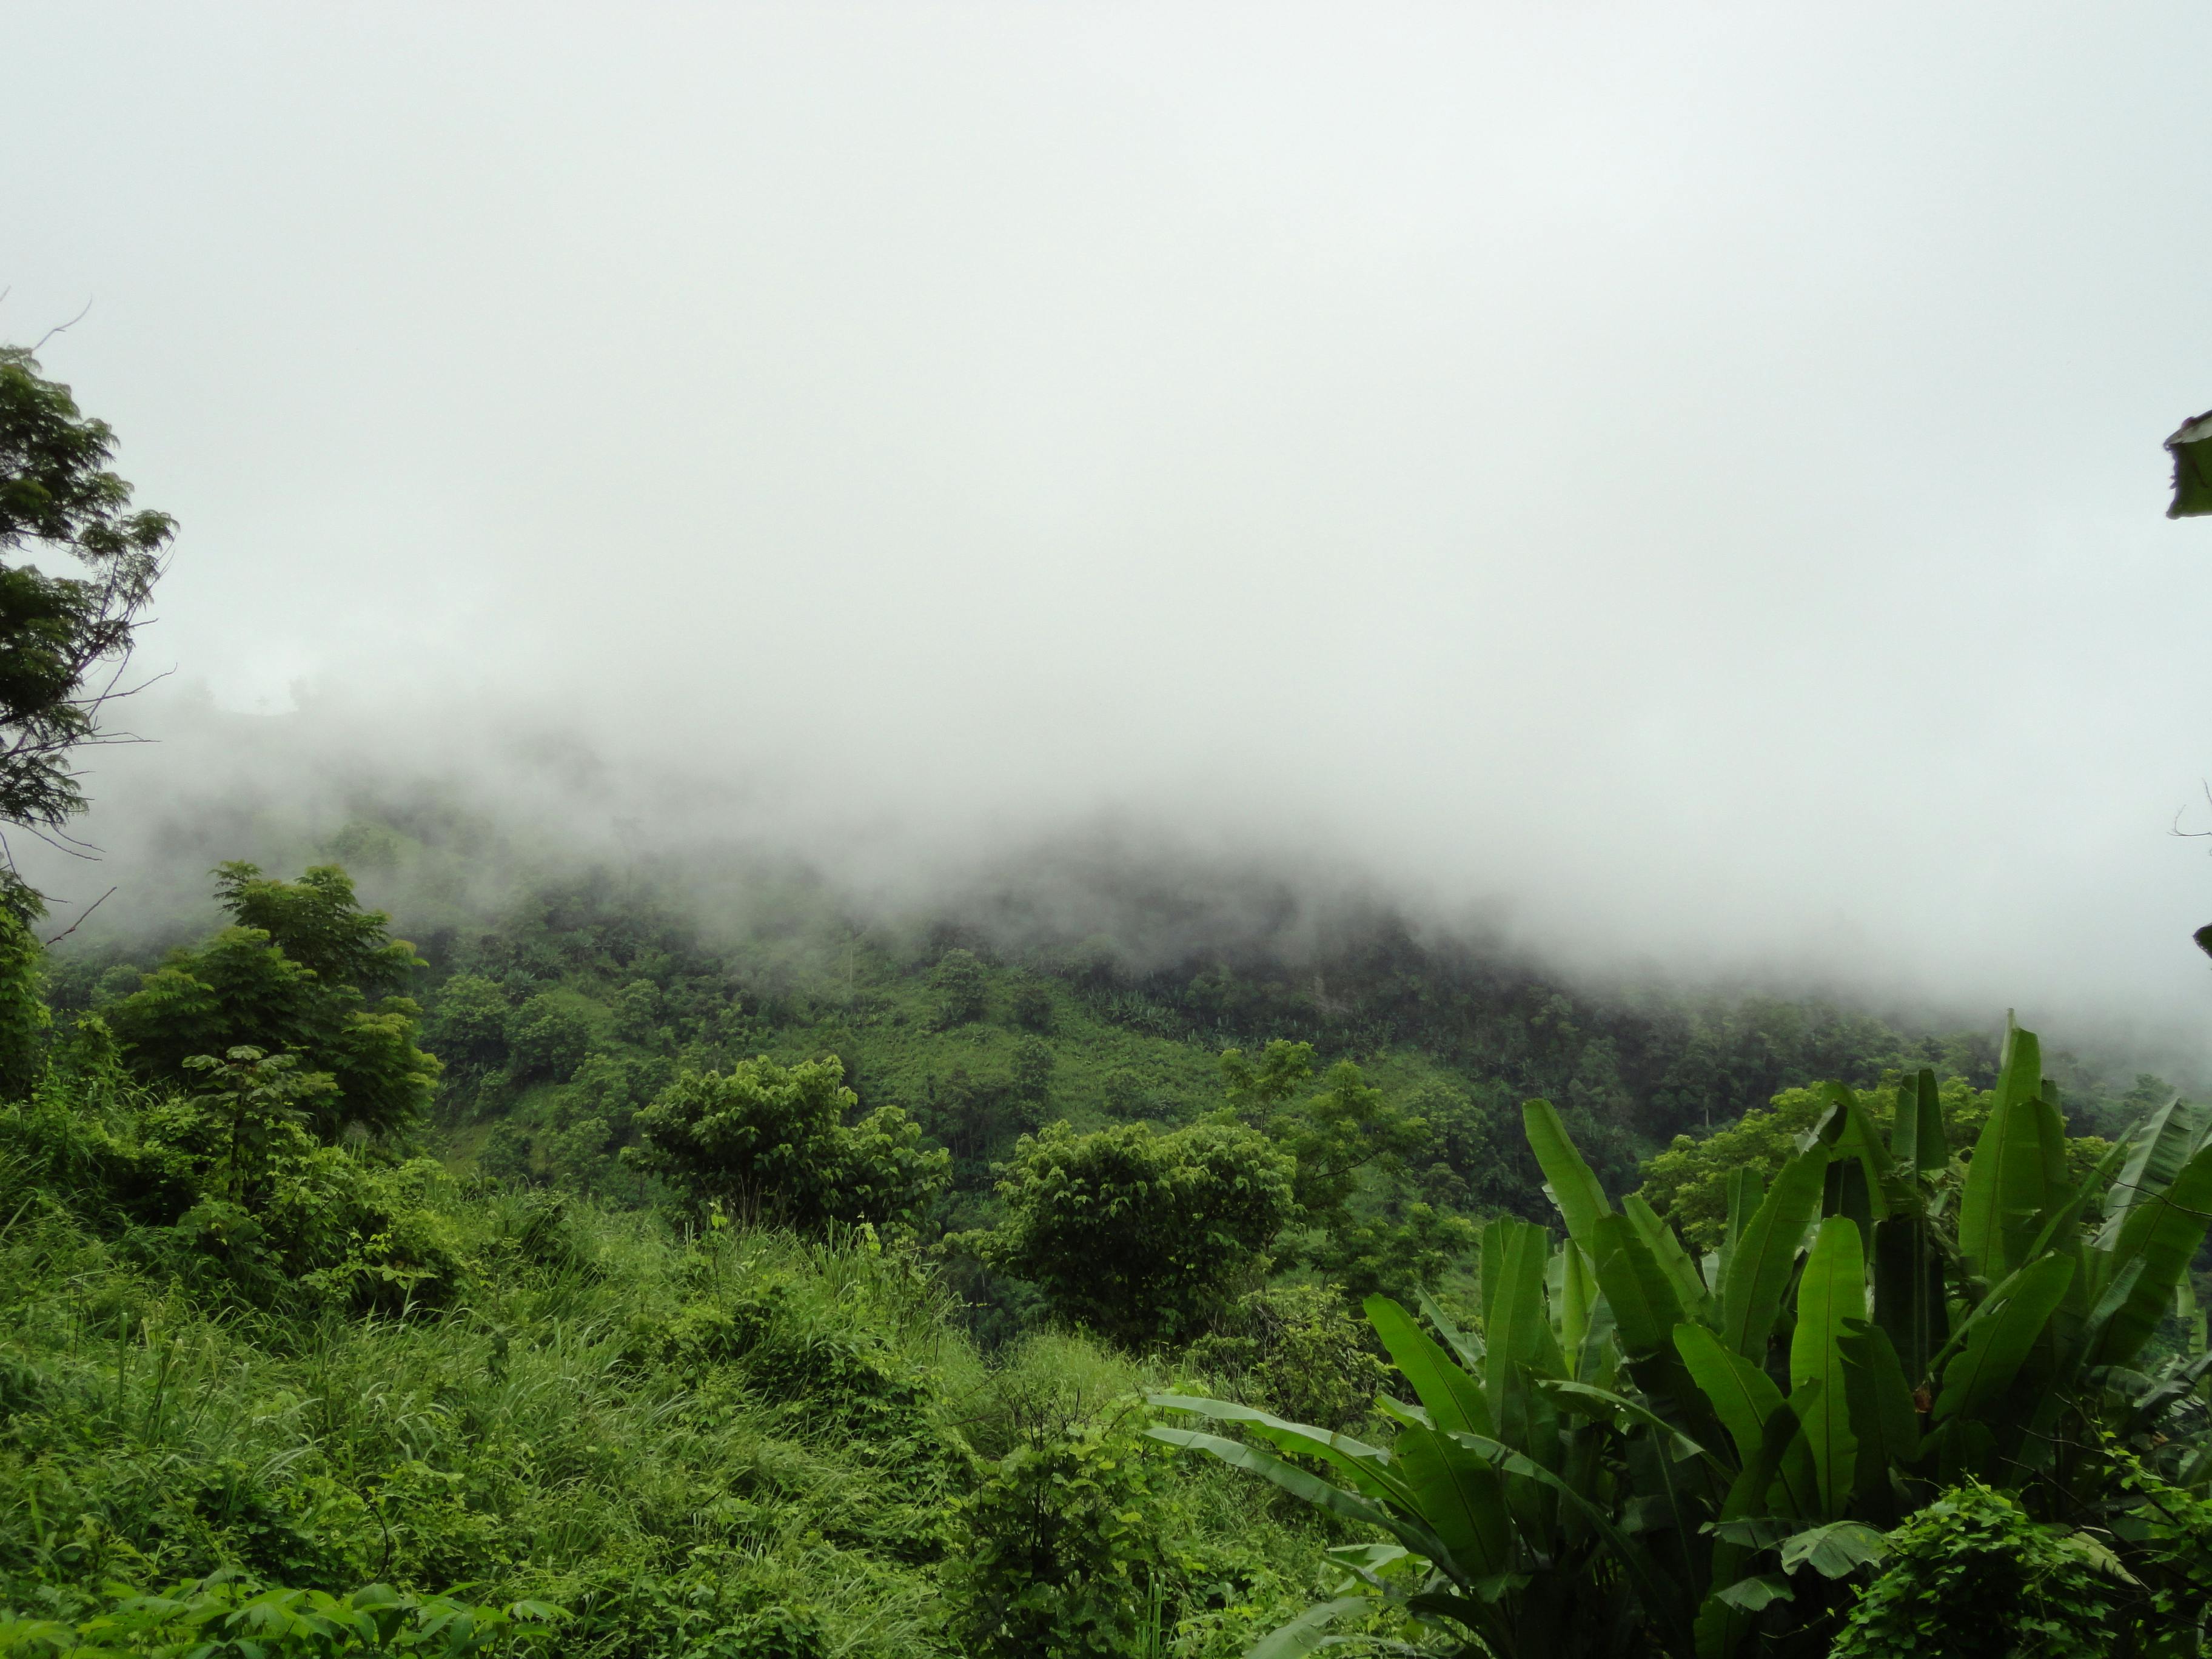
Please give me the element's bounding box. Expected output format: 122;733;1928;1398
5;5;2212;1055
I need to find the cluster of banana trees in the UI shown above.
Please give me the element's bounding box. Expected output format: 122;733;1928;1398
1153;1022;2212;1657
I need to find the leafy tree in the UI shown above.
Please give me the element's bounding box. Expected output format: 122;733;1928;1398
625;1053;948;1231
106;865;437;1139
980;1120;1295;1347
610;978;664;1047
504;993;591;1084
421;973;509;1069
1183;1284;1386;1432
931;947;987;1028
0;344;173;907
1010;980;1056;1034
1009;1034;1054;1107
1218;1039;1316;1125
0;905;49;1098
949;1413;1177;1659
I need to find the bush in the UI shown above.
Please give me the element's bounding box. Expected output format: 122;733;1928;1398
1831;1483;2124;1659
948;1412;1171;1659
931;950;987;1029
624;1054;948;1231
980;1121;1295;1347
503;994;591;1085
1183;1285;1383;1431
105;865;438;1139
1010;983;1056;1034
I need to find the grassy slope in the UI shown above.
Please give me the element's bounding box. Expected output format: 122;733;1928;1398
0;1159;1344;1658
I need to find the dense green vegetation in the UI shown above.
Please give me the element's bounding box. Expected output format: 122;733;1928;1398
1;840;2201;1658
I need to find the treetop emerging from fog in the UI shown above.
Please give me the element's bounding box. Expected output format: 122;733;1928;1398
0;344;171;908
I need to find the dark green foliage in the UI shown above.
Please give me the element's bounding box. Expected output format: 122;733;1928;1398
501;994;589;1084
980;1121;1295;1347
625;1054;948;1230
0;346;173;883
1010;982;1056;1034
948;1415;1170;1659
105;866;437;1139
931;948;987;1028
1158;1022;2212;1658
1010;1035;1054;1105
0;1572;564;1656
1182;1284;1385;1431
0;907;49;1098
1830;1483;2122;1658
420;974;509;1072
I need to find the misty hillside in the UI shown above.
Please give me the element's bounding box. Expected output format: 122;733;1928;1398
11;5;2212;1653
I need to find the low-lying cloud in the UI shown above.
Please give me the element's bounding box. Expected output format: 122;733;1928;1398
5;4;2211;1064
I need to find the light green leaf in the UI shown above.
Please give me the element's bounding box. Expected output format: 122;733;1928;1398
1624;1191;1708;1312
1392;1426;1516;1581
1721;1143;1828;1360
1713;1574;1793;1612
2090;1141;2212;1367
1364;1296;1491;1438
1523;1096;1612;1246
1248;1596;1373;1659
1778;1520;1889;1578
1957;1019;2046;1282
1590;1212;1687;1358
1789;1216;1865;1519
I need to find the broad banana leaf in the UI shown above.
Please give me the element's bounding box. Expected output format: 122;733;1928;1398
1624;1191;1710;1315
1147;1395;1412;1507
1365;1296;1493;1438
1394;1425;1518;1582
1590;1212;1688;1358
1720;1143;1828;1360
1888;1068;1946;1181
1837;1320;1920;1506
1789;1217;1866;1519
1675;1323;1783;1467
1146;1426;1454;1570
2100;1093;2211;1232
1957;1021;2046;1282
1870;1213;1948;1383
1247;1597;1373;1659
1523;1096;1613;1247
1447;1430;1696;1654
1931;1252;2075;1423
2088;1141;2212;1367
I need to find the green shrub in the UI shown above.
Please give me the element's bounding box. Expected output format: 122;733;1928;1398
105;865;437;1139
931;949;987;1030
502;994;590;1085
980;1121;1295;1347
1182;1285;1383;1431
948;1413;1170;1659
625;1054;948;1231
1831;1483;2124;1658
0;1571;563;1657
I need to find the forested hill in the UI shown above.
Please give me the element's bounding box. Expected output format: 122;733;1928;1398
11;840;2211;1657
45;840;2177;1238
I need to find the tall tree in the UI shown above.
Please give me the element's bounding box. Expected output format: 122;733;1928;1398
0;344;173;909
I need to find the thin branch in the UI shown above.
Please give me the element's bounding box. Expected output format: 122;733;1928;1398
29;298;94;355
42;886;115;947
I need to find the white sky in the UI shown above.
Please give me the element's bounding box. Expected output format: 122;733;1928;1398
6;4;2212;1048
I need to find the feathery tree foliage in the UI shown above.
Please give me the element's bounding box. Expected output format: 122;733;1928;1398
0;345;172;909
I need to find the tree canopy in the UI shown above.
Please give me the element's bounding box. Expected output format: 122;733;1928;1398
0;345;172;905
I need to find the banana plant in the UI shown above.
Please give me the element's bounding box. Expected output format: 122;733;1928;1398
1151;1019;2212;1658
